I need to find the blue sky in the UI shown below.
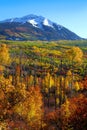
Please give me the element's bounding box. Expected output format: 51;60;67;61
0;0;87;38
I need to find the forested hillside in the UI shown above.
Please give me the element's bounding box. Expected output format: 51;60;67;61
0;40;87;130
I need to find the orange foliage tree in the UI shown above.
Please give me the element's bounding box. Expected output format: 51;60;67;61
44;94;87;130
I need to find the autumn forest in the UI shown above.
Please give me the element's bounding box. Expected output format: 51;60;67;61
0;40;87;130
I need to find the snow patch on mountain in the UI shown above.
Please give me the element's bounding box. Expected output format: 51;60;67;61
10;19;14;22
43;18;53;28
28;19;38;27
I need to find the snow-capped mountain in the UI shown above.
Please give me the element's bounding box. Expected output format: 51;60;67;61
0;14;82;41
1;14;60;29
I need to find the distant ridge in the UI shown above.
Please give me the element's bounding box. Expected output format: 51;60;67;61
0;14;82;41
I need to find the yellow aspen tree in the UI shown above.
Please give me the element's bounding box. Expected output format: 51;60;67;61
66;70;73;89
0;44;10;65
13;86;43;129
74;81;80;91
65;46;83;64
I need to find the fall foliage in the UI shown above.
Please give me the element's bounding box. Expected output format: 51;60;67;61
0;42;87;130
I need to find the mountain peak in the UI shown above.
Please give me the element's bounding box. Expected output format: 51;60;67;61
1;14;54;29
